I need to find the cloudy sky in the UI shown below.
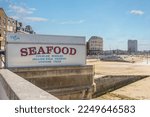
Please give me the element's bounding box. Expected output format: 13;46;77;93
1;0;150;50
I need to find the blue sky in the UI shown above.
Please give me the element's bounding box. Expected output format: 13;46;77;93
1;0;150;50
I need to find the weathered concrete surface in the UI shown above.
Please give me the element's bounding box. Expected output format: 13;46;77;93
93;75;148;98
0;77;9;99
10;65;95;100
96;76;150;100
0;69;58;100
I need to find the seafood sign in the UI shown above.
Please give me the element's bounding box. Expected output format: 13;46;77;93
6;33;86;67
20;46;76;56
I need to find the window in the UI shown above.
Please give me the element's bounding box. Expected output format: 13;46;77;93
8;20;10;25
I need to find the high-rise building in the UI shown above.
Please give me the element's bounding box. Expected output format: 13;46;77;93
128;40;138;53
88;36;103;55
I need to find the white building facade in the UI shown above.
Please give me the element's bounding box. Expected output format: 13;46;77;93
88;36;103;55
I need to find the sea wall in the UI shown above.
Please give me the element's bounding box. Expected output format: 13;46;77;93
93;75;148;98
10;65;95;100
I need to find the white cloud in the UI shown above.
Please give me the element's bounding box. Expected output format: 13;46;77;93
7;3;47;23
60;20;85;24
130;10;144;15
9;4;36;14
25;17;48;22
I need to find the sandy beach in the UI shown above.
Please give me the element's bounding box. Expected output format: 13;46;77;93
87;56;150;76
87;56;150;99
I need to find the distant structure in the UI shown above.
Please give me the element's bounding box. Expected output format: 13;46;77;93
128;40;138;54
86;41;89;55
0;8;7;49
88;36;103;55
7;17;17;33
0;8;35;49
25;25;35;34
16;22;35;34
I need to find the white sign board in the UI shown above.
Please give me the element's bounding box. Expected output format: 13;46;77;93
6;33;86;68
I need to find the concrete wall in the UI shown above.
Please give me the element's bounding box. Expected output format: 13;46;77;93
10;65;95;100
0;77;9;99
93;75;148;98
1;67;147;100
0;69;58;100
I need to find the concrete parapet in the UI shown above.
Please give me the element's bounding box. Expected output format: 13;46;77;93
0;69;58;100
0;76;9;99
93;75;148;98
10;65;95;100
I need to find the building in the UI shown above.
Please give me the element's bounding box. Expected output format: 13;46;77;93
128;40;138;54
88;36;103;55
0;8;35;49
25;25;34;34
7;17;17;32
16;22;35;34
0;8;7;49
16;21;27;34
86;41;89;55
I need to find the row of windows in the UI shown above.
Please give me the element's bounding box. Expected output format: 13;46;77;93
90;42;103;44
1;16;17;27
90;41;103;43
90;44;103;46
8;20;16;26
90;48;103;50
